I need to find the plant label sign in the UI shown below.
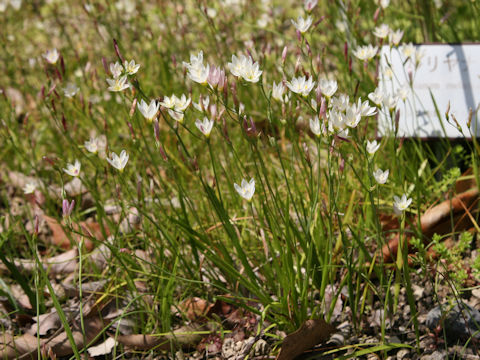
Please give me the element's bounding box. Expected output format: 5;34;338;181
378;44;480;138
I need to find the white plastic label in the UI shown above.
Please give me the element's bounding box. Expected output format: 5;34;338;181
378;44;480;138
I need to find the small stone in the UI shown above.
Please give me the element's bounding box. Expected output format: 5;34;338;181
426;301;480;342
254;339;269;356
397;348;410;360
424;351;447;360
412;284;425;300
328;333;345;345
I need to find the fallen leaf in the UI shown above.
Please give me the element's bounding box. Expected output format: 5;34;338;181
276;319;335;360
28;310;61;336
382;188;480;262
87;337;117;357
43;215;108;251
0;316;105;359
179;297;213;321
116;324;209;351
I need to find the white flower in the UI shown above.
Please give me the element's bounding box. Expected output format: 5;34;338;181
354;45;378;62
190;63;210;84
368;86;385;106
393;194;412;215
63;160;81;177
43;49;59;64
138;99;159;122
124;59;140;75
10;0;22;10
353;45;378;61
183;51;210;84
373;169;389;184
382;94;398;110
366;140;380;155
344;105;361;128
373;24;390;38
107;150;129;171
84;138;99;153
319;78;338;98
227;54;262;83
184;51;204;69
354;98;377;117
382;66;394;79
331;94;349;112
193;96;210;112
309;117;322;137
106;75;130;92
160;95;177;109
272;81;286;102
234;178;255;201
286;76;315;97
195;117;214;137
23;182;36;194
388;29;404;46
328;109;346;133
400;43;416;59
304;0;318;11
377;0;390;8
291;15;313;33
174;94;191;112
396;85;410;101
110;62;123;78
63;83;79;98
168;109;184;123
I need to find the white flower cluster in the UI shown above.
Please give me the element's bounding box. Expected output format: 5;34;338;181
228;54;262;83
106;59;140;92
309;91;377;138
160;93;191;123
183;51;210;85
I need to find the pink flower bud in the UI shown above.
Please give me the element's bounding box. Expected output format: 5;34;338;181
113;38;124;63
62;199;75;217
282;46;288;64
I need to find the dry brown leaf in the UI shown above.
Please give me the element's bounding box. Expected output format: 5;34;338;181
87;337;117;357
27;310;61;336
0;332;38;359
179;297;214;321
276;319;335;360
382;188;479;262
421;188;479;237
0;316;105;359
43;215;108;251
116;324;208;351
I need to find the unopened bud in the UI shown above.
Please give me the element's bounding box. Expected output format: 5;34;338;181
373;7;381;23
60;55;65;76
61;114;67;132
319;97;327;119
129;98;137;117
339;156;345;172
62;199;75;217
305;39;312;57
102;57;109;75
282;46;288;65
159;143;168;161
113;38;125;63
34;215;39;236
